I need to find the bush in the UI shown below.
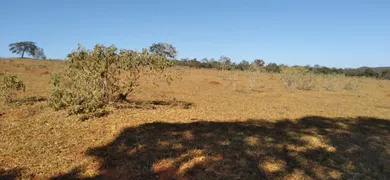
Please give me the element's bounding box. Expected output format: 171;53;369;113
321;74;342;91
265;63;280;73
0;73;25;103
244;65;264;91
343;78;360;91
281;67;316;90
49;44;174;115
381;70;390;80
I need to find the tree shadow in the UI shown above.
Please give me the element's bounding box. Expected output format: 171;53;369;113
0;168;23;180
51;116;390;179
11;96;47;105
114;99;194;110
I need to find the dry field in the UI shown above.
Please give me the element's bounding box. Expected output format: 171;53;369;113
1;58;390;179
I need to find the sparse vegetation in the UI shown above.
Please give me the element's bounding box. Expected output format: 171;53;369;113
0;56;389;179
0;73;25;103
343;78;360;91
281;67;363;92
281;67;316;90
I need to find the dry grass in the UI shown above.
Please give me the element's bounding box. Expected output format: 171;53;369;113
1;58;390;179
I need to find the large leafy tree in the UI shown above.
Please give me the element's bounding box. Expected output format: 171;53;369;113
149;42;177;59
9;41;39;58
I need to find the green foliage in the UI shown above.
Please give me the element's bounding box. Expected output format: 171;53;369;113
9;41;40;58
0;73;25;103
344;68;382;79
237;60;250;70
265;63;281;73
306;65;344;75
49;44;174;115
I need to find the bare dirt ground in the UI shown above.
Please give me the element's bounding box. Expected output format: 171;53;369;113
1;58;390;179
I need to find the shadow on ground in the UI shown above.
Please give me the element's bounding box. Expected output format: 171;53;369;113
0;168;23;180
11;96;47;105
113;99;194;110
51;116;390;179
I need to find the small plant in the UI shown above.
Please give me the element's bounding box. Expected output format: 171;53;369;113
343;78;360;91
24;65;33;71
226;71;238;91
0;73;25;103
321;75;339;91
244;66;263;91
281;67;317;91
49;44;174;115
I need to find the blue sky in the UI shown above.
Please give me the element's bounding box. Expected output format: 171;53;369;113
0;0;389;68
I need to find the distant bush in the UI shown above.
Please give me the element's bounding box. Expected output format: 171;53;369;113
281;67;363;92
226;71;238;91
281;67;316;90
381;70;390;80
320;75;340;91
265;63;281;73
49;44;174;115
343;78;360;91
244;65;265;91
0;73;25;103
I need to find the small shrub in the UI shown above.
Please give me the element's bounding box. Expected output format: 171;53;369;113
344;78;360;91
0;73;25;103
49;44;174;115
321;74;343;91
225;71;238;91
244;69;262;91
24;65;33;71
281;67;317;91
265;63;280;73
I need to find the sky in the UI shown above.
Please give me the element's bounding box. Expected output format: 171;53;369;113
0;0;389;68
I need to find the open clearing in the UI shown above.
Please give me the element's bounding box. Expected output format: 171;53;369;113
1;58;390;179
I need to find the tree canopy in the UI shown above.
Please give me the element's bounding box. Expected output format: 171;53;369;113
149;42;177;59
9;41;41;58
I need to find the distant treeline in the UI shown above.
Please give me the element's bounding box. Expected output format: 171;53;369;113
173;58;390;80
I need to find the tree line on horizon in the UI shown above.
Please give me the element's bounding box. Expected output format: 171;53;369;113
7;41;390;80
173;57;390;80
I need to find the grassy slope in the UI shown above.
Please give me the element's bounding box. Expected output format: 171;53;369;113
1;58;390;179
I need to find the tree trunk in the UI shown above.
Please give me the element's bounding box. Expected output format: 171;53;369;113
21;50;25;58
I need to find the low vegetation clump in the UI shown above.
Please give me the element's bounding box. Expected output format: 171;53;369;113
281;67;317;90
49;44;174;115
0;73;25;104
281;67;362;91
343;78;360;91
